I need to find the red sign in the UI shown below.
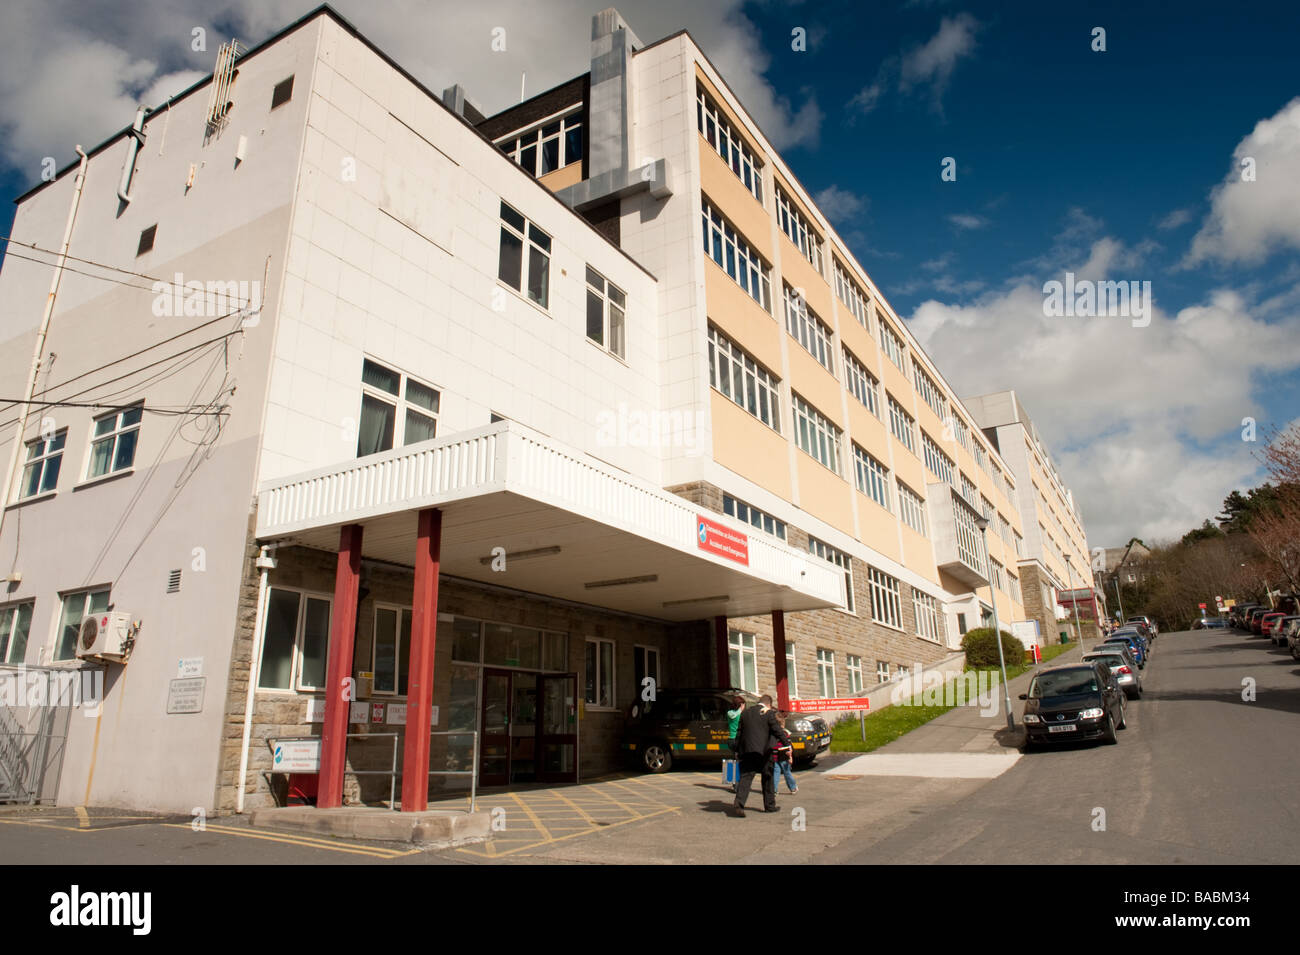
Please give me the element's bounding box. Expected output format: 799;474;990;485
789;697;870;712
696;515;749;566
371;703;385;723
1198;603;1206;609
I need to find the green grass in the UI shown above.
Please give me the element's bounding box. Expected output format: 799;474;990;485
828;640;1080;754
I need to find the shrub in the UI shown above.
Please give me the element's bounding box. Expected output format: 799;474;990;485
961;627;1023;668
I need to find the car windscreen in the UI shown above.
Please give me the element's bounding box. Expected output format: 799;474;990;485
1029;670;1099;698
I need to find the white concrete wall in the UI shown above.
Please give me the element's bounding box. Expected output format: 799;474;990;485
258;18;664;487
0;19;320;811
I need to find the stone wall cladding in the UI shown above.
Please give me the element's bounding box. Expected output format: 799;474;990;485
217;540;709;811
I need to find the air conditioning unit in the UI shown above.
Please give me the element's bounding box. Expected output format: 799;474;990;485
77;611;135;662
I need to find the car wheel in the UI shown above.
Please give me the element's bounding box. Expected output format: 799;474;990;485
1102;713;1118;744
641;741;672;773
1117;700;1127;730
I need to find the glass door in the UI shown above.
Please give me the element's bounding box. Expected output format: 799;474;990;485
480;669;511;786
538;673;578;783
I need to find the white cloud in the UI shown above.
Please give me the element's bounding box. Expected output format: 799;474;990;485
908;261;1300;545
947;213;987;230
0;0;823;176
846;83;883;116
1156;207;1193;230
813;185;868;222
1186;97;1300;265
899;13;980;109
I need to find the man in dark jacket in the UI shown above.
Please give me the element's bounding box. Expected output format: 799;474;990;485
731;695;789;817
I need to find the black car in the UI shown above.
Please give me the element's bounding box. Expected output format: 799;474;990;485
1020;662;1126;747
620;688;831;773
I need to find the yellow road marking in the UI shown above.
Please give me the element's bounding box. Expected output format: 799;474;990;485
161;823;408;859
74;807;90;829
508;791;552;841
466;806;681;859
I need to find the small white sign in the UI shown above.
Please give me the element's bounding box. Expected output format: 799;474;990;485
272;739;320;772
387;703;407;725
177;657;203;678
305;698;326;723
431;704;439;726
348;702;368;724
166;677;206;714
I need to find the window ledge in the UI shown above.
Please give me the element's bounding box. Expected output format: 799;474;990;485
6;490;57;510
74;469;135;492
496;280;551;318
584;705;620;713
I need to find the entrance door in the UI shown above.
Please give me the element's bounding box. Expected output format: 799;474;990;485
538;673;578;783
480;669;512;786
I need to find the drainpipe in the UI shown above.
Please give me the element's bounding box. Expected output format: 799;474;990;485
236;545;276;813
0;144;89;550
116;106;148;204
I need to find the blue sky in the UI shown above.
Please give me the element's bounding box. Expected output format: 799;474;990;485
1;0;1297;546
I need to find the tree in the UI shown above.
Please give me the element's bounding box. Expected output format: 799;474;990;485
1248;425;1300;591
1181;519;1225;546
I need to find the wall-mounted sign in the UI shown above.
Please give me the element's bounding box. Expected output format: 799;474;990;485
371;702;385;723
789;697;870;712
696;515;749;566
177;657;203;678
387;703;407;725
271;738;320;773
348;702;368;724
166;677;206;714
305;698;326;723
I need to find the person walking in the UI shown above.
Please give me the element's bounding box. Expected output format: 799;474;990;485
730;694;789;817
770;711;797;795
726;695;745;794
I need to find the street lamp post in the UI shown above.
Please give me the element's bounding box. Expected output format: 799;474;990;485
1064;554;1084;649
1113;573;1125;624
975;516;1015;730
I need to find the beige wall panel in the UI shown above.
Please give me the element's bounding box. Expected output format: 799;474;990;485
705;265;782;372
710;392;792;499
794;453;853;530
699;143;772;259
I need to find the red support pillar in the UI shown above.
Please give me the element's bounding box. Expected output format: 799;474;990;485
318;523;363;809
772;610;789;712
713;616;730;687
401;508;442;812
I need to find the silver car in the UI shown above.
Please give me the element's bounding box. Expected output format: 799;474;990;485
1082;647;1143;699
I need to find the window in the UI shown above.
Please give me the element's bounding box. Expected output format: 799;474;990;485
585;266;626;359
879;318;907;371
708;325;781;432
975;443;991;476
914;365;946;419
136;225;157;256
0;602;34;664
86;405;142;479
585;637;616;708
723;494;786;541
1014;531;1025;558
816;649;836;698
922;432;955;485
955;498;983;571
952;415;973;455
54;588;110;662
843;348;879;417
776;186;823;272
498;201;551;307
793;394;842;474
809;537;855;613
887;395;915;455
497;109;584;178
898;481;928;536
729;630;758;693
834;261;871;330
846;655;864;694
1008;572;1022;605
785;645;798;699
990;559;1005;593
853;444;891;512
914;591;941;642
270;75;294;110
868;567;902;630
960;473;978;507
257;589;331;691
371;604;413;695
783;285;834;373
980;495;995;520
696;86;763;202
356;358;440;457
19;430;65;499
634;645;661;695
876;660;890;683
702;198;772;311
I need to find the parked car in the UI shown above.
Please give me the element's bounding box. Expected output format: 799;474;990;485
1269;615;1300;648
1082;646;1143;699
1126;615;1159;637
1110;627;1151;657
621;688;832;773
1248;608;1272;634
1286;620;1300;661
1102;634;1147;668
1261;612;1287;640
1230;605;1259;629
1020;662;1126;747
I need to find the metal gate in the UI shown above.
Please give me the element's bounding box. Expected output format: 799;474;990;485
0;666;76;805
